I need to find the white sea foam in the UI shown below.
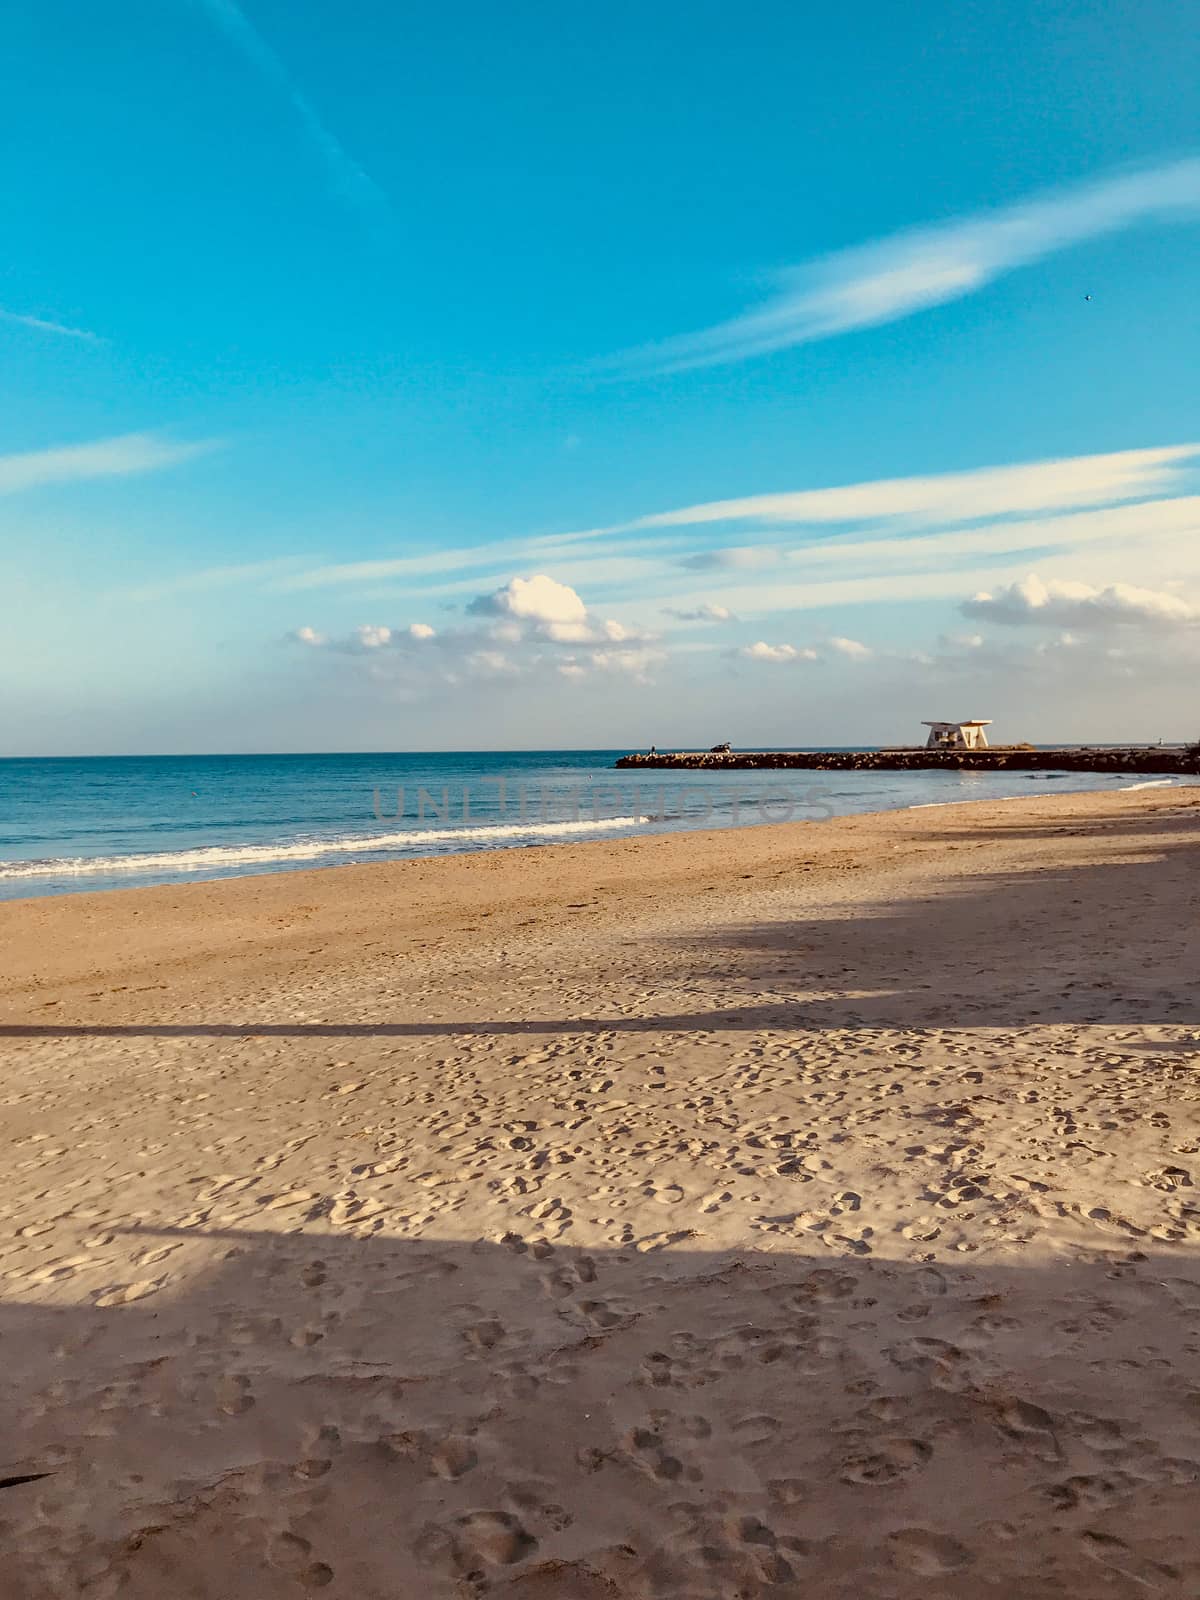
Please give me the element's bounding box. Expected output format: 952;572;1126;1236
0;815;651;880
1119;779;1178;791
907;795;1032;810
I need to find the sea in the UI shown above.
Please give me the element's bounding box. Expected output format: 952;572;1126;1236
0;751;1189;901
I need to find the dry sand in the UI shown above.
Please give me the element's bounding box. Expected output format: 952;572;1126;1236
1;788;1199;1598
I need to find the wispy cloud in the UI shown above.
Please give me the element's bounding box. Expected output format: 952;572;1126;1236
0;432;219;494
634;444;1199;532
126;555;311;602
609;158;1200;374
0;307;103;343
678;547;782;572
196;0;392;228
267;443;1200;634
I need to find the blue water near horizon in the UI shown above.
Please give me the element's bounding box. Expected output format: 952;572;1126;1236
0;751;1190;901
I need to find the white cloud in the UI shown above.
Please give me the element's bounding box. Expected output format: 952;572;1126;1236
294;619;436;654
543;620;596;643
0;306;101;342
289;570;666;695
467;572;650;649
0;432;218;494
196;0;391;228
354;624;393;650
829;635;871;659
464;649;517;678
544;645;668;684
939;631;985;651
588;646;666;679
469;573;588;627
663;602;734;621
741;641;819;663
610;158;1200;373
272;445;1200;621
963;573;1200;629
636;444;1199;532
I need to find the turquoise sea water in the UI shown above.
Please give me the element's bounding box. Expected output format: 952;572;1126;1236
0;751;1187;900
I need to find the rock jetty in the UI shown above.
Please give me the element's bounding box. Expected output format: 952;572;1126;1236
615;746;1200;775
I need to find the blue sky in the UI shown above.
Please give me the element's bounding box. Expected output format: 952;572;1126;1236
3;0;1199;753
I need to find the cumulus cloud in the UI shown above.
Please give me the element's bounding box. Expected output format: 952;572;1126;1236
963;573;1200;629
741;641;819;664
467;573;650;648
662;602;734;622
739;637;870;664
829;636;871;659
609;158;1200;374
290;619;437;654
469;573;587;626
470;576;598;643
286;573;662;690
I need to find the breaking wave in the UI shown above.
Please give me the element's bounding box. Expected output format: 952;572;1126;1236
0;814;651;881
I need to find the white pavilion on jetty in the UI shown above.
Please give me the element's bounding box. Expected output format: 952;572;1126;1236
922;719;992;750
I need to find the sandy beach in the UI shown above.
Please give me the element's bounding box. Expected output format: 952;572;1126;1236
2;787;1199;1599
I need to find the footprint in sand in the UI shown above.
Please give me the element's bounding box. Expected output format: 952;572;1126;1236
93;1277;165;1308
269;1532;333;1587
995;1398;1062;1461
888;1528;972;1575
624;1426;685;1481
453;1511;538;1567
430;1437;478;1480
1081;1531;1179;1586
1045;1471;1139;1510
462;1318;507;1352
840;1437;932;1484
216;1375;255;1416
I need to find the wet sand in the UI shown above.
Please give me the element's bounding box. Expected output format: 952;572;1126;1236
1;788;1199;1598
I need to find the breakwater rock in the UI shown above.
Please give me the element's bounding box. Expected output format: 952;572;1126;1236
615;746;1200;775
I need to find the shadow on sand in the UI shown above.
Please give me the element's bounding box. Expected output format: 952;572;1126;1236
2;1226;1200;1598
